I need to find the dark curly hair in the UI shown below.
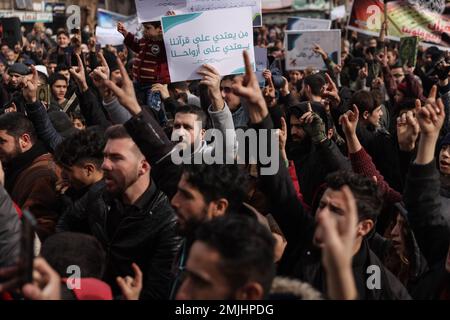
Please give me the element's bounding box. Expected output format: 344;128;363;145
54;129;105;169
325;170;383;223
195;214;275;297
182;163;249;211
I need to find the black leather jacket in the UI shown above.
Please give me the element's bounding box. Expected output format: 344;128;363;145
84;181;181;300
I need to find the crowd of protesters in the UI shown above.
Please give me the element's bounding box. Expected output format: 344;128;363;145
0;11;449;301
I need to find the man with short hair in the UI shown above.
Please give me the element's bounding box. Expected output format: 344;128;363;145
0;112;60;240
168;81;201;107
48;73;68;110
220;74;249;129
74;124;181;299
54;129;105;233
176;214;275;300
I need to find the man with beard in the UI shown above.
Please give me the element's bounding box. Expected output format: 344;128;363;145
168;163;249;298
4;63;31;114
287;101;350;207
340;57;369;92
74;124;181;299
176;214;276;300
0;112;60;240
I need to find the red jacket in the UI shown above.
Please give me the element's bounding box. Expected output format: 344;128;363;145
124;32;170;84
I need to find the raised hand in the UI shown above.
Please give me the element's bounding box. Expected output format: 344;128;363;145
396;100;420;152
69;53;88;92
117;22;128;37
103;56;141;115
322;72;341;105
22;65;38;104
116;263;143;301
280;76;290;97
262;74;276;107
313;43;327;60
359;63;369;79
417;98;445;138
262;69;272;81
197;64;224;110
318;185;358;300
339;104;360;139
302;103;327;144
21;257;61;300
232;50;267;123
90;52;111;98
151;83;170;100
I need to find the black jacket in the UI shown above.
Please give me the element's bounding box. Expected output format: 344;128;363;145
403;159;450;299
289;135;351;207
81;181;181;299
256;115;411;300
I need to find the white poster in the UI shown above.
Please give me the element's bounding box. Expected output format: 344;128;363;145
287;17;331;31
135;0;187;23
186;0;262;27
95;26;126;47
331;5;346;20
285;30;341;71
162;7;255;82
254;47;267;87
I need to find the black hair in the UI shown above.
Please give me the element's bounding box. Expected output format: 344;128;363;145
56;28;70;38
195;214;275;297
182;164;249;212
175;104;208;129
49;73;68;86
104;124;131;140
54;129;105;169
143;21;161;29
40;232;106;278
55;64;70;73
0;112;36;143
303;73;326;96
69;111;86;125
325;171;383;223
168;81;189;91
222;74;237;82
350;90;377;115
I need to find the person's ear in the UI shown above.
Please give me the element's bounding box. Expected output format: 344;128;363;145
83;163;96;177
234;282;265;300
362;110;369;120
356;219;374;238
138;159;151;176
200;128;206;140
207;198;229;219
18;133;32;150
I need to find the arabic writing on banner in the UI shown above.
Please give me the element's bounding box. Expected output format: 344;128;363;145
135;0;187;23
187;0;262;27
348;0;450;48
287;17;331;31
255;47;268;87
285;30;341;71
162;7;254;82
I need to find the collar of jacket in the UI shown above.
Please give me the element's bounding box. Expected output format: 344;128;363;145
106;179;158;215
4;140;48;192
